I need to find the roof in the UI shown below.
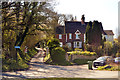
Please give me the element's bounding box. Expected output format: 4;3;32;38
65;21;88;34
104;30;114;35
56;21;105;34
56;25;64;34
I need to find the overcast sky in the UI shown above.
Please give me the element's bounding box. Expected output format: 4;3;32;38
54;0;119;38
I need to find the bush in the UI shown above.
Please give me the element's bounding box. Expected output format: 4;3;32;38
51;47;66;63
2;64;9;71
2;48;37;72
67;51;96;56
73;59;94;65
47;38;60;51
116;52;120;57
2;53;29;72
97;65;120;71
75;48;82;51
62;45;72;52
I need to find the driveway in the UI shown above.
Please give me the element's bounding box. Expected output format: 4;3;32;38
2;53;119;79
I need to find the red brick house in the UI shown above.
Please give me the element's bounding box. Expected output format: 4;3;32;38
55;15;87;49
55;15;113;49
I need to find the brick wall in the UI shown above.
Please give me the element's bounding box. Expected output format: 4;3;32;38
56;33;85;47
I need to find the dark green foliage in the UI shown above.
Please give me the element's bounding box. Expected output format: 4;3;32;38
47;38;60;56
73;59;94;65
36;39;47;48
2;48;37;72
2;53;29;72
28;48;37;57
62;45;72;52
51;47;66;63
85;21;92;44
101;37;106;48
85;21;102;45
116;52;120;57
92;21;102;45
47;38;60;50
112;42;120;56
45;47;72;66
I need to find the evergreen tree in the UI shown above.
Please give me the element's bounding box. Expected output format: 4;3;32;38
85;21;92;44
85;21;103;45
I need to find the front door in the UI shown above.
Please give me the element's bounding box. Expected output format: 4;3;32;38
74;41;82;48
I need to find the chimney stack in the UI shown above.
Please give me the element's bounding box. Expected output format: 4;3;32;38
81;14;85;24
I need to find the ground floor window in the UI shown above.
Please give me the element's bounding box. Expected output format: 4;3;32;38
66;43;72;48
60;42;63;47
74;41;82;48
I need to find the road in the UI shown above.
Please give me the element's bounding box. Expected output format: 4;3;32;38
2;52;119;79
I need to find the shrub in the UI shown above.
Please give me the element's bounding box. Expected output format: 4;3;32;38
97;65;120;71
73;59;94;65
51;47;66;63
67;51;96;56
116;52;120;57
75;48;82;51
47;38;60;51
2;65;9;71
62;45;72;52
28;48;37;57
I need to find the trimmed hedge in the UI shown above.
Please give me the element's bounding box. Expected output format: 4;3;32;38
50;47;72;66
67;51;96;56
73;59;94;65
51;47;66;63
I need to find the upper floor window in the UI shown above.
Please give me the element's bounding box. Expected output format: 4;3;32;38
76;34;80;39
59;34;62;39
69;33;72;39
75;30;81;39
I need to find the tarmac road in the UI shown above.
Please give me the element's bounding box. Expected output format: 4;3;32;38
2;53;119;79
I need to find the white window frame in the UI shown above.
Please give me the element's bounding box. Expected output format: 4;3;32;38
67;43;71;48
74;41;82;48
84;34;86;43
60;42;63;47
69;33;72;39
59;34;62;39
76;34;80;39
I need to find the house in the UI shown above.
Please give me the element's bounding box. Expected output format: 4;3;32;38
55;15;114;49
103;30;114;42
56;15;87;49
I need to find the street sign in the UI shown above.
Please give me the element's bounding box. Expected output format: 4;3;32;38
15;46;20;48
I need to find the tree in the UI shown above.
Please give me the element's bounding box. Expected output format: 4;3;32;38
103;41;113;56
85;21;92;44
2;1;58;59
58;14;74;25
85;21;103;46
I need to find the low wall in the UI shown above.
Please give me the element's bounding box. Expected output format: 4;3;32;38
66;54;96;61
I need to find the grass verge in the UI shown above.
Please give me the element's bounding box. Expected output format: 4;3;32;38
73;59;95;65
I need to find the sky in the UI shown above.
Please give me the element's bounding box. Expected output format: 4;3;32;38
54;0;120;38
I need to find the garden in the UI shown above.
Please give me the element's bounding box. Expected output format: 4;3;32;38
67;48;97;56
